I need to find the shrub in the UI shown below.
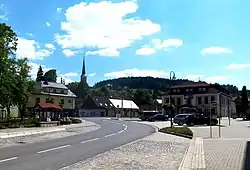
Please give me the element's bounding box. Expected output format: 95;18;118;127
71;118;82;124
159;126;193;139
22;118;38;127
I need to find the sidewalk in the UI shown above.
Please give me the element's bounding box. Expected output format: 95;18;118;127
0;120;97;139
138;120;250;170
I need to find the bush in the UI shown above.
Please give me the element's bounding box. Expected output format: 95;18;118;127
71;118;82;124
159;126;193;139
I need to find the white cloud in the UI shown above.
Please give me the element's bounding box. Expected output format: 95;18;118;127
0;4;8;21
16;37;56;60
56;8;63;13
184;74;204;81
136;38;183;56
27;62;54;78
45;43;56;50
184;74;230;84
57;76;74;84
104;68;169;78
63;72;79;77
226;63;250;70
88;72;96;77
62;49;78;57
55;0;160;57
86;48;119;57
136;47;156;56
46;21;51;27
201;47;232;55
153;38;183;50
204;76;230;84
26;33;33;37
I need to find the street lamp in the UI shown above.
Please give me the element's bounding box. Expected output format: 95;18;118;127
211;101;217;138
169;71;176;128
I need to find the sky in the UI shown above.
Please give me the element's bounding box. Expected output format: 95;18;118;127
0;0;250;89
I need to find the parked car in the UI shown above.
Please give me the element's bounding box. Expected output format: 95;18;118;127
148;114;169;122
173;113;218;126
139;111;159;121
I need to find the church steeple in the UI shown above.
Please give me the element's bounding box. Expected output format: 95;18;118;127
81;53;87;83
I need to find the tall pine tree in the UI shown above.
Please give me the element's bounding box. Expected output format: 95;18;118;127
241;86;249;119
36;65;44;81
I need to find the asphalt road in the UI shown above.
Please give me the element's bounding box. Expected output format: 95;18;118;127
0;118;155;170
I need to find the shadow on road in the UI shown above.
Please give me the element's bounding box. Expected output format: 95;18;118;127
243;141;250;169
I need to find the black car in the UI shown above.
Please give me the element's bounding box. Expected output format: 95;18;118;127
148;114;169;122
173;114;218;126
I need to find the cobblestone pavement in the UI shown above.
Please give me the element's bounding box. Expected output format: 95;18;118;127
203;138;247;170
60;132;190;170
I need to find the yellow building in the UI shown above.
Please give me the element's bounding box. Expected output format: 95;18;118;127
28;81;76;116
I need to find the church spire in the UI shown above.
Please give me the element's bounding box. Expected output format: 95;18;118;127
81;53;87;83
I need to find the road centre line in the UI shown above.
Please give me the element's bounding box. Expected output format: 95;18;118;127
104;133;116;137
0;157;18;163
81;138;99;143
37;145;71;154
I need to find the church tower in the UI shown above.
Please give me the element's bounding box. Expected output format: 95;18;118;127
80;54;87;83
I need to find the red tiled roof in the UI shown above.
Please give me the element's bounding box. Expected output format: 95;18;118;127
172;82;209;88
37;103;62;110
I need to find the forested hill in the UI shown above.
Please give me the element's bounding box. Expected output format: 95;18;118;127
94;76;242;96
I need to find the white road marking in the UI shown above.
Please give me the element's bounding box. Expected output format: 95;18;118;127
117;124;128;134
104;133;116;137
81;138;99;143
37;145;71;154
0;157;18;163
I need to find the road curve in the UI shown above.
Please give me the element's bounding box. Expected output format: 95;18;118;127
0;118;155;170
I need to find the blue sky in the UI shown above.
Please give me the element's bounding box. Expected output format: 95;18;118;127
1;0;249;89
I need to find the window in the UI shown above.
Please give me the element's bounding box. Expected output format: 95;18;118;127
60;90;64;94
177;98;181;105
60;99;64;104
68;100;71;103
186;89;189;92
51;98;54;104
211;96;215;102
35;98;40;103
173;89;176;92
46;98;50;103
204;96;208;104
198;97;202;104
177;89;180;92
202;88;206;91
171;99;175;105
189;89;193;92
165;98;169;103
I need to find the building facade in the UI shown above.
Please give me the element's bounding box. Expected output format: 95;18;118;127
28;81;76;116
162;82;233;117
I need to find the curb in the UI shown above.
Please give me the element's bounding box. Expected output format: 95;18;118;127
0;128;66;139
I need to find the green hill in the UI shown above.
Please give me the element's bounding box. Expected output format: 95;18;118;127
94;76;243;96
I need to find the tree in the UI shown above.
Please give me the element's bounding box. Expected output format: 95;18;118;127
36;65;44;81
13;58;35;120
75;81;89;99
67;82;80;95
44;69;57;82
241;86;249;119
133;89;153;105
0;23;18;119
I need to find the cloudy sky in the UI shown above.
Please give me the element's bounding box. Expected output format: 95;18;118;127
1;0;249;88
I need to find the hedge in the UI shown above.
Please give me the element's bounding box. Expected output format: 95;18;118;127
159;126;193;139
71;118;82;124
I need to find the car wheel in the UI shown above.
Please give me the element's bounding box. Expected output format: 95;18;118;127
188;122;194;126
178;122;183;126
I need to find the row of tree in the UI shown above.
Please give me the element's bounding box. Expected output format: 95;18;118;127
36;66;57;83
0;23;35;120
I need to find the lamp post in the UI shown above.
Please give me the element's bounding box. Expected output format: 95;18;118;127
218;93;222;138
211;101;217;138
169;71;176;128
